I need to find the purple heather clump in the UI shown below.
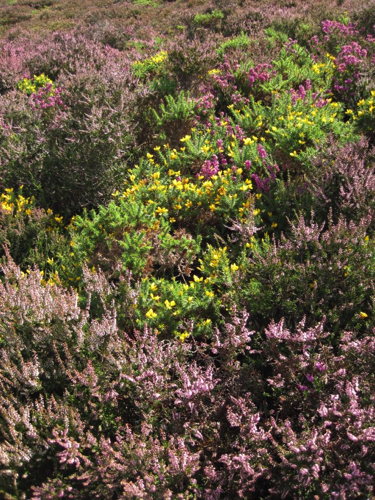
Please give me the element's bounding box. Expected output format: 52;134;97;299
267;163;279;181
219;154;228;166
200;155;220;179
257;143;267;159
251;164;278;192
334;42;367;79
285;38;298;54
235;124;245;141
196;89;216;115
30;84;65;110
248;63;273;87
212;59;237;90
321;20;359;38
329;41;371;97
231;91;249;106
290;80;312;104
309;35;320;50
252;173;270;192
309;136;375;221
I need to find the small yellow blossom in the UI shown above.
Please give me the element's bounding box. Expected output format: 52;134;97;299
180;135;191;142
178;331;190;341
146;309;157;320
156;207;168;215
165;300;176;310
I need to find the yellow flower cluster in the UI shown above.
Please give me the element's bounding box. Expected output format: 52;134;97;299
17;74;54;95
208;69;221;76
0;188;33;216
132;51;168;71
122;164;253;221
347;92;375;124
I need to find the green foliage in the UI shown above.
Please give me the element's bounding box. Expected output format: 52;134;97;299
133;0;160;6
194;10;224;27
351;92;375;140
151;91;197;144
131;51;169;79
270;18;316;48
0;188;71;279
70;197;201;281
134;272;222;339
217;32;251;59
153;92;197;126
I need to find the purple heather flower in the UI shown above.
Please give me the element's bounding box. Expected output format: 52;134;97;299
315;362;326;372
257;144;267;159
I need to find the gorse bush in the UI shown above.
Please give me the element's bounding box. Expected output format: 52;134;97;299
0;187;71;275
0;1;374;498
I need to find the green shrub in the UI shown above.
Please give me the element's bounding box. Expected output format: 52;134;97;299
217;32;251;59
0;187;71;279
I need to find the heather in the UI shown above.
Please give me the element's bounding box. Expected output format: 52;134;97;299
0;1;374;498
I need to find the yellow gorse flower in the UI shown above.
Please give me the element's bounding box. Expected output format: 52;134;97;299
165;300;176;309
146;309;157;319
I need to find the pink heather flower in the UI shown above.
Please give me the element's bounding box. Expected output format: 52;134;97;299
315;362;326;372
